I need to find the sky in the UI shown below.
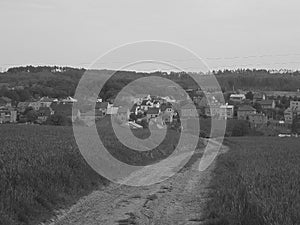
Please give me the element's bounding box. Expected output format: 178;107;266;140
1;0;300;72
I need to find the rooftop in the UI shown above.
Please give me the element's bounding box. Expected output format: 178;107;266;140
238;105;256;111
258;100;274;105
147;108;160;114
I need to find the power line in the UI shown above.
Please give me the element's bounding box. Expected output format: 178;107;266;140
1;53;300;71
75;53;300;66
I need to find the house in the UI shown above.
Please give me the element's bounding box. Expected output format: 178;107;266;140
284;107;293;124
193;96;203;105
202;95;222;118
0;97;12;108
37;107;52;123
61;96;77;104
219;105;234;119
284;101;300;124
237;105;256;120
199;95;220;107
146;108;160;119
140;100;153;111
197;97;209;108
253;92;266;102
160;103;174;113
107;106;118;115
248;114;268;127
258;100;275;110
290;101;300;110
161;111;173;123
129;104;142;116
28;101;41;111
152;101;160;108
0;109;17;123
95;102;109;116
230;94;246;103
17;102;30;113
39;97;53;108
284;107;300;124
117;107;130;122
258;100;276;119
204;104;221;118
165;106;174;114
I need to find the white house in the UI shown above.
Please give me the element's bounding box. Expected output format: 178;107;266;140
230;94;246;103
61;96;78;104
219;104;234;119
140;100;153;111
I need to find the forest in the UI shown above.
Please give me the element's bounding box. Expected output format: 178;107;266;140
0;66;300;103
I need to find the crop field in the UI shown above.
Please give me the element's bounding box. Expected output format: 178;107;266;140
206;137;300;225
0;120;186;225
0;125;108;225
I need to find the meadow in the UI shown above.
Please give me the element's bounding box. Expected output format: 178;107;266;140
206;137;300;225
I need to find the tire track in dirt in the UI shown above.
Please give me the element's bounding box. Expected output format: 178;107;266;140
42;139;228;225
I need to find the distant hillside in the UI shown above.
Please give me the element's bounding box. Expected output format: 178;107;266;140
214;69;300;91
1;66;300;103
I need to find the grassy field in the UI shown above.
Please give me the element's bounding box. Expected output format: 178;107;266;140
206;137;300;225
0;125;109;225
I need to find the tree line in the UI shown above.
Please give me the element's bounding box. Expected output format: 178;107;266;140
1;66;300;103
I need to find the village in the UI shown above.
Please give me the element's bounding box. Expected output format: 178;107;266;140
1;88;300;135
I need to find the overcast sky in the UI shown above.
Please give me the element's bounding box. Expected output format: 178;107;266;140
1;0;300;71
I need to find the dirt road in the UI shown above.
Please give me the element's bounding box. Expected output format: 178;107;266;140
46;140;228;225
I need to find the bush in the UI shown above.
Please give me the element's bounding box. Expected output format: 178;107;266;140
139;119;149;129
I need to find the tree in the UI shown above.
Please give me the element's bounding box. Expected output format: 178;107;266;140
253;102;262;113
17;89;31;102
25;110;38;123
4;90;20;102
291;114;300;134
129;113;137;122
23;107;34;115
140;119;148;129
245;91;254;100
